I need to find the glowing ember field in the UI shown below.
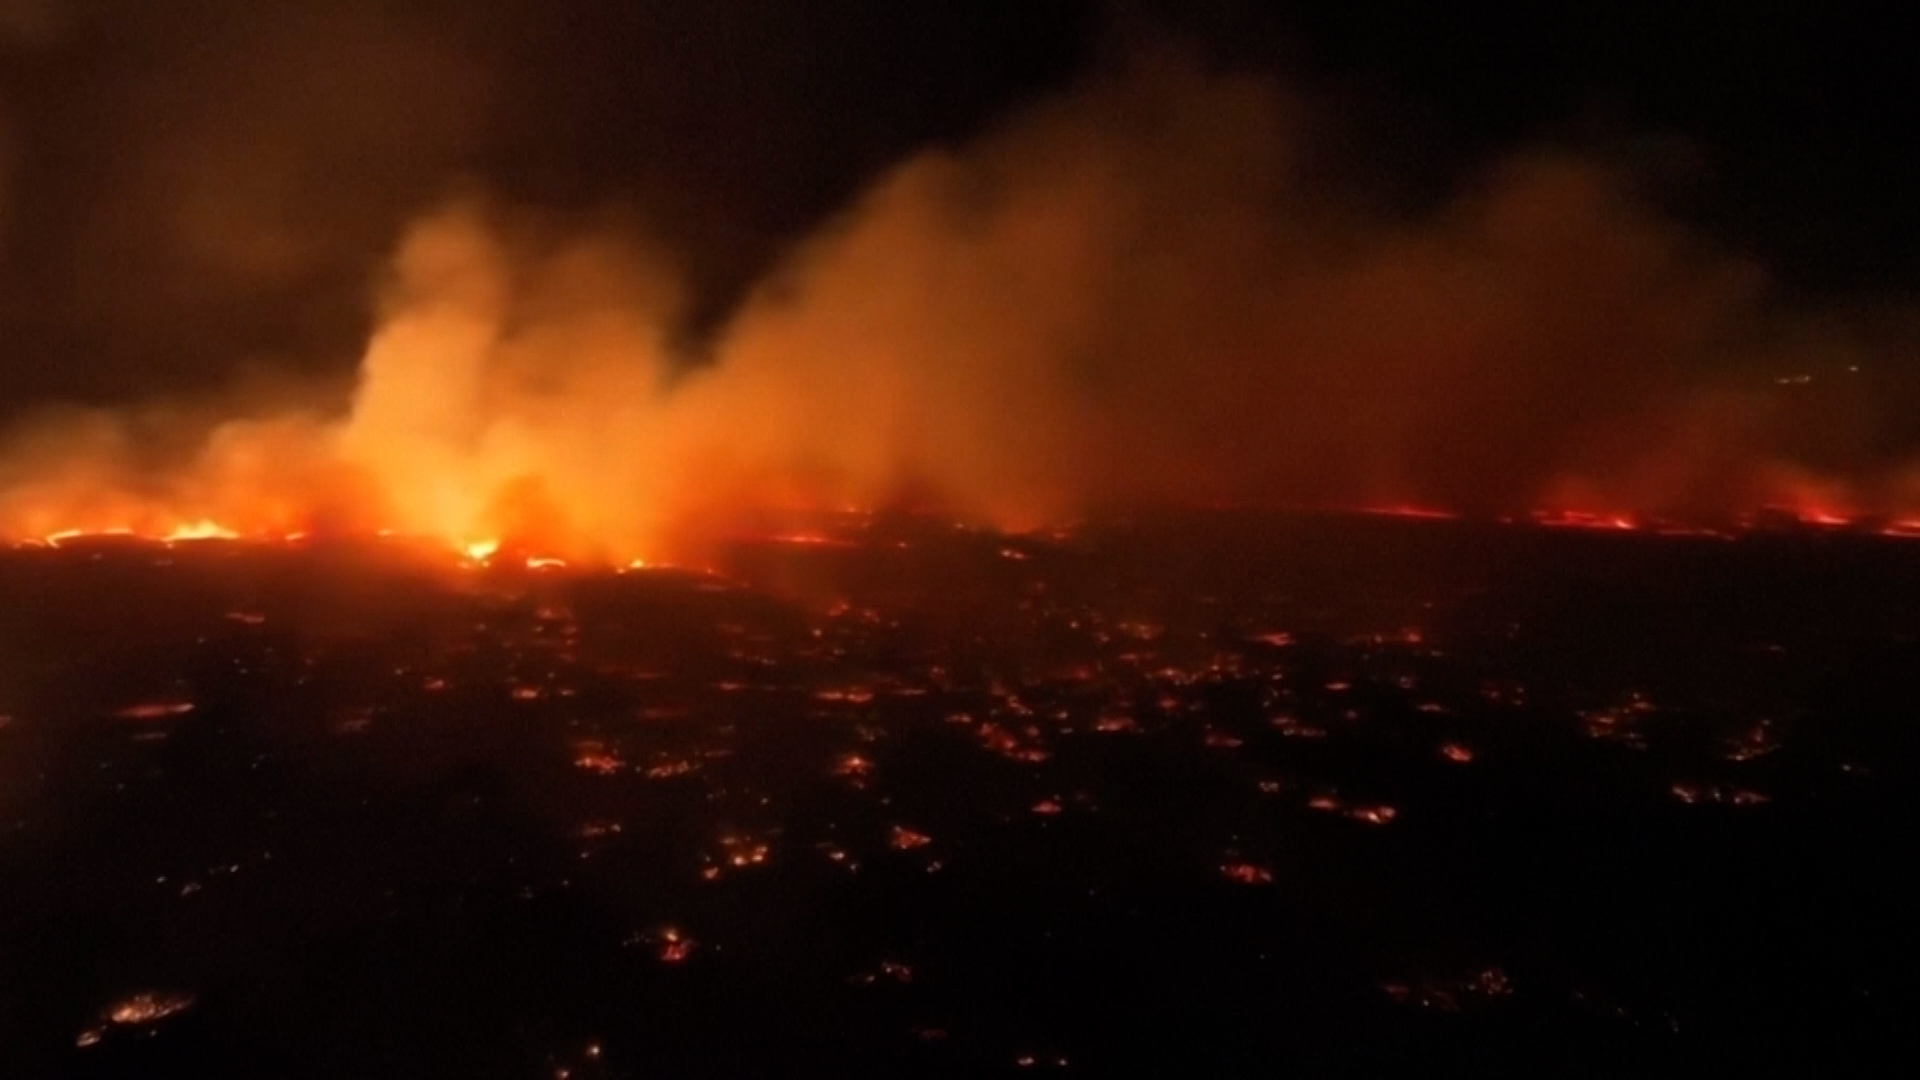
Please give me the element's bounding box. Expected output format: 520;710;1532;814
1;510;1913;1077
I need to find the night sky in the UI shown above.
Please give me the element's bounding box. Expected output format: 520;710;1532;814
4;1;1917;418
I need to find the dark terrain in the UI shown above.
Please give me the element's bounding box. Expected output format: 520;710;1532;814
1;511;1913;1077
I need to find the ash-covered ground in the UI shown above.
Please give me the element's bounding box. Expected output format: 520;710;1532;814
1;512;1914;1078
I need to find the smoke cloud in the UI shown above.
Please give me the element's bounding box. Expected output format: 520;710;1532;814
3;54;1917;556
1;109;12;251
0;0;64;46
0;0;497;410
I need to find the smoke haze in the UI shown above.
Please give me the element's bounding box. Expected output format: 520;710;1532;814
4;43;1919;556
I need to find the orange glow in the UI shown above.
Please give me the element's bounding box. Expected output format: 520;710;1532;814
1752;502;1855;528
834;753;874;780
573;742;626;775
1220;861;1274;884
1355;505;1460;521
890;826;933;850
1530;510;1637;531
116;702;195;721
46;527;131;546
161;519;241;543
759;533;853;547
15;494;1920;570
655;928;695;964
11;457;1920;564
104;992;196;1027
1348;804;1398;825
6;67;1920;561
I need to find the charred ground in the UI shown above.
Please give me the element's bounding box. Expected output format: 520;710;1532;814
0;511;1914;1077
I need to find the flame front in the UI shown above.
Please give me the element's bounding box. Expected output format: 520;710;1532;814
163;519;242;542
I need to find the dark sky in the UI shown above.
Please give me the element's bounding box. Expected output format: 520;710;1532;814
3;0;1917;415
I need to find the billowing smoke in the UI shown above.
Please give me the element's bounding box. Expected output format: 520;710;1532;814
3;54;1916;556
0;0;64;45
0;0;496;410
334;200;691;552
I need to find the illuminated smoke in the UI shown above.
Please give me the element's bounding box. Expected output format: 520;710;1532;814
3;53;1918;555
0;108;12;250
0;0;65;47
335;200;689;556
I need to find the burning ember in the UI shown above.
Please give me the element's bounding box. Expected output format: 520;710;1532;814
114;701;195;721
76;991;197;1048
1220;860;1274;885
643;928;696;964
890;826;933;850
573;743;627;775
105;993;197;1026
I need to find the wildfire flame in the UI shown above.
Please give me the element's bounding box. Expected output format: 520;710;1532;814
13;492;1920;570
162;520;242;542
